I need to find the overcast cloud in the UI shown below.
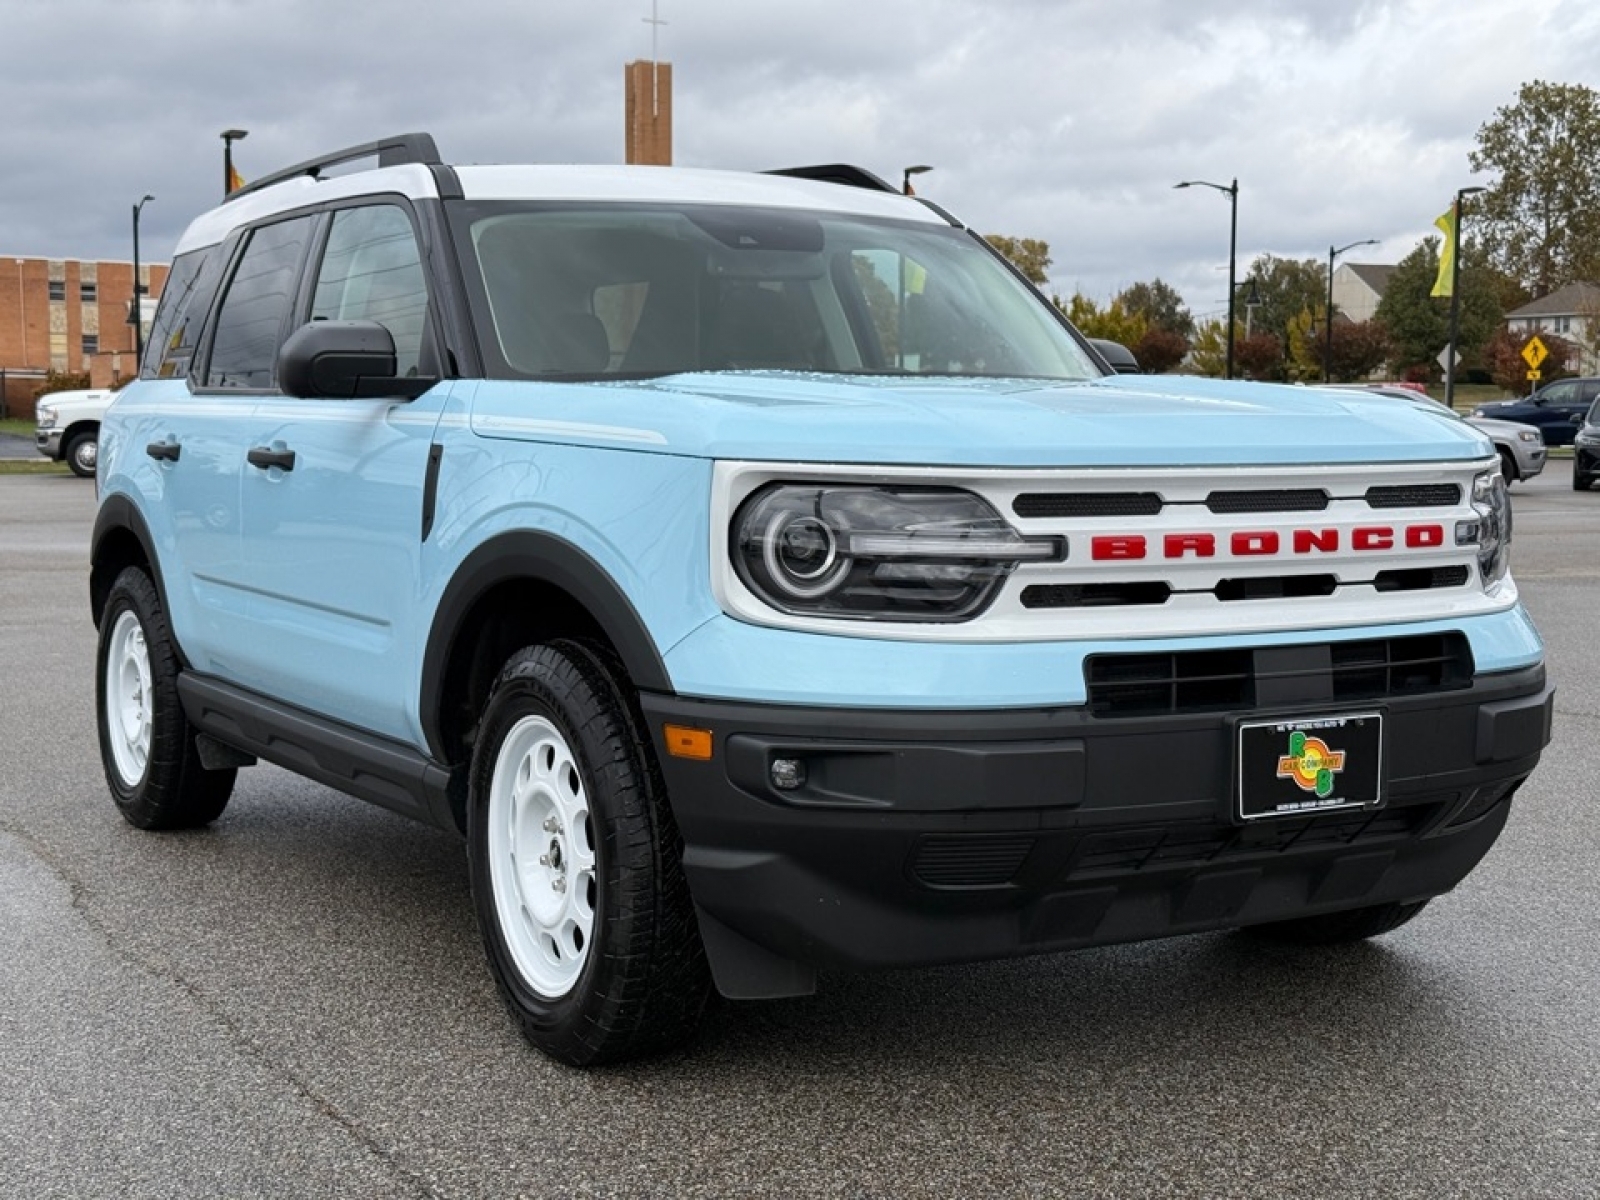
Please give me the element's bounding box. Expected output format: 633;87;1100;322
3;0;1598;320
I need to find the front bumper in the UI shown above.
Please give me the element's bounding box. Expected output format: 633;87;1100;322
643;662;1552;997
35;429;62;461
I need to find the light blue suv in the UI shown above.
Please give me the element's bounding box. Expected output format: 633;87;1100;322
92;134;1552;1064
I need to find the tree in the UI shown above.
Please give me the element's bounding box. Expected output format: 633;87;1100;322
984;235;1052;285
1062;294;1149;349
1470;80;1600;295
1115;279;1195;339
1234;332;1284;381
1375;237;1504;377
1327;321;1392;382
1133;326;1189;374
1187;320;1227;377
1240;255;1325;347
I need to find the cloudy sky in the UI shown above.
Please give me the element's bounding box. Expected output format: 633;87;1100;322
3;0;1597;321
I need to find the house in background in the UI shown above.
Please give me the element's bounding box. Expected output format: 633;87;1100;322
1330;263;1396;324
1505;282;1600;375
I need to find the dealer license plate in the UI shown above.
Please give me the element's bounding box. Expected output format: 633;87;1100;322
1236;713;1383;821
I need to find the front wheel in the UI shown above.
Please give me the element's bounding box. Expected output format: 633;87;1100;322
467;641;709;1065
65;432;97;478
96;567;235;828
1497;447;1519;483
1240;900;1430;945
1575;469;1594;492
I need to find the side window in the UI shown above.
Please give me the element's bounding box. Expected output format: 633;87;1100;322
311;205;429;377
1537;382;1573;407
205;216;315;389
142;247;224;380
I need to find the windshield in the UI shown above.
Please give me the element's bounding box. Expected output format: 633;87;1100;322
447;201;1101;382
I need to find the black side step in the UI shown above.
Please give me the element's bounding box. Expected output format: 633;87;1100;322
177;672;457;832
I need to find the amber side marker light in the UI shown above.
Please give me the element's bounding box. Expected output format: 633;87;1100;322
664;724;714;761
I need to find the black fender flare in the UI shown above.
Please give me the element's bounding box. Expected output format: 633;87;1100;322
419;531;673;759
89;494;166;630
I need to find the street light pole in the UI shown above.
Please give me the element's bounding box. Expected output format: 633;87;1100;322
221;128;249;198
130;194;153;367
1325;238;1379;382
1175;178;1239;379
1444;185;1487;409
902;164;933;195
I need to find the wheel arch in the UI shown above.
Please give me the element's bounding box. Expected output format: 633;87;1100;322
90;495;164;632
421;531;673;769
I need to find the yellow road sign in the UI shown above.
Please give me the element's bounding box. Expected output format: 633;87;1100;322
1522;335;1549;370
1527;369;1542;381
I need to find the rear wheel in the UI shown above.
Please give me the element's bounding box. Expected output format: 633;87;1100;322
96;567;235;829
467;640;709;1065
1241;900;1430;945
65;431;97;478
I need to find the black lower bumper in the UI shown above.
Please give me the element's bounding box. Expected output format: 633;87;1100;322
642;664;1552;998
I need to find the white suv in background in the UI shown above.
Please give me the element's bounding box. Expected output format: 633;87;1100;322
35;388;117;477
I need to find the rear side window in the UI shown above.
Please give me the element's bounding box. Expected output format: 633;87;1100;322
310;204;430;377
204;216;316;389
142;248;224;380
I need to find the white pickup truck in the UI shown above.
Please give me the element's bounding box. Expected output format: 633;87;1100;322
35;388;116;477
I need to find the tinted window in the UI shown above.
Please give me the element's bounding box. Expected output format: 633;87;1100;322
449;203;1099;382
205;216;315;389
142;248;225;380
310;205;430;377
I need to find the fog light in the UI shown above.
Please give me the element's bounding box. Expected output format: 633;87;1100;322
770;757;806;791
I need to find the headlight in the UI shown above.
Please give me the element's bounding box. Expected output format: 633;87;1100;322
1472;408;1487;417
36;406;57;429
1577;427;1600;446
1456;466;1511;586
732;484;1060;622
1517;429;1540;443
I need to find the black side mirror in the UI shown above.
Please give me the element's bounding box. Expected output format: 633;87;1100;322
1089;338;1142;374
277;320;433;399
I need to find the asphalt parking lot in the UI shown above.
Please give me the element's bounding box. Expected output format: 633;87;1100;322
1;467;1596;1199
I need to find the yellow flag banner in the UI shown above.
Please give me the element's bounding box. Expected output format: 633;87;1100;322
227;164;245;194
1430;204;1456;298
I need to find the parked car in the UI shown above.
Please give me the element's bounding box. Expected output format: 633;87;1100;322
1323;385;1545;483
1574;398;1600;491
1473;376;1600;447
91;132;1550;1065
35;388;116;477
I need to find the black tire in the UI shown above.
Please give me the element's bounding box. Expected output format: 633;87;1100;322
1497;447;1518;483
65;431;97;478
1240;899;1430;945
1574;470;1593;492
96;567;235;829
467;640;710;1065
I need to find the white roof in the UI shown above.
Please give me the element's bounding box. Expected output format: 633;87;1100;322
173;161;942;256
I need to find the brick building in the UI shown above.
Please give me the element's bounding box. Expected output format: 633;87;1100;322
0;255;169;418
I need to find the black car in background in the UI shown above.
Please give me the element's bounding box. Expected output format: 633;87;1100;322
1574;398;1600;491
1474;376;1600;446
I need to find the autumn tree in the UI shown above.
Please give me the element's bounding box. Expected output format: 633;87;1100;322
1470;80;1600;295
1062;294;1149;349
1234;332;1284;381
1187;320;1227;377
1483;327;1577;393
1115;278;1195;339
984;235;1052;285
1133;327;1189;374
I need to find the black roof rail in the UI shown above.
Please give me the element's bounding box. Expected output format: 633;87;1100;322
225;132;442;203
763;164;900;194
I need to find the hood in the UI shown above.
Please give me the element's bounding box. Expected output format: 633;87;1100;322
468;371;1495;468
1466;414;1543;440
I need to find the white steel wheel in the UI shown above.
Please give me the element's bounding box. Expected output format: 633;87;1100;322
95;566;235;830
486;714;598;998
104;609;153;787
